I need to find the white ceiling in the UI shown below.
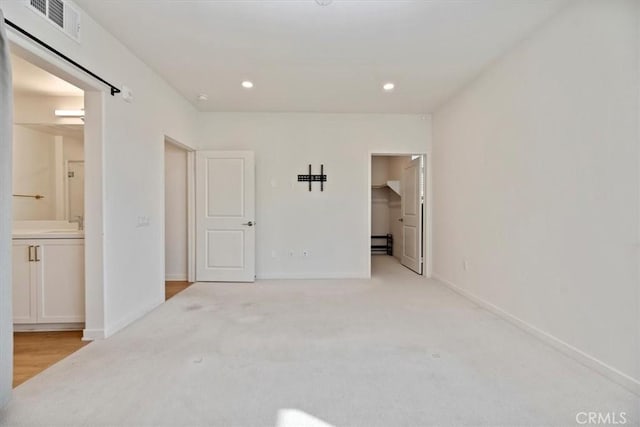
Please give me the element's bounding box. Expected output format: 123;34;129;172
75;0;568;113
11;54;84;97
20;123;84;139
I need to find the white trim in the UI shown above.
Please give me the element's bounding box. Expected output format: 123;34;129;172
187;151;196;283
82;328;105;341
8;34;107;342
7;30;103;94
368;152;432;279
424;149;433;278
103;297;163;338
636;0;640;398
163;137;195;287
433;274;640;396
14;322;84;332
257;272;368;280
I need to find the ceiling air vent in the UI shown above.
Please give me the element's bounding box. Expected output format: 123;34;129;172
26;0;81;42
48;0;64;28
30;0;46;15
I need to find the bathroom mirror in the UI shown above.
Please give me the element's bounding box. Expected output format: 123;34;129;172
12;123;84;223
11;53;85;227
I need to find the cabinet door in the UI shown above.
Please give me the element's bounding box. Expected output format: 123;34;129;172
12;241;37;324
35;240;85;323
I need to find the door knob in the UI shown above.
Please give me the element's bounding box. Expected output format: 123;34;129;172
243;221;254;227
398;218;404;222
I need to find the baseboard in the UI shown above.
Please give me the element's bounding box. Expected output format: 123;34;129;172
82;328;105;341
257;272;368;280
165;273;187;281
433;274;640;396
14;323;84;332
104;296;164;338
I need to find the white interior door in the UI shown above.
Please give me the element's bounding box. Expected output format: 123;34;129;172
196;151;255;282
401;157;423;274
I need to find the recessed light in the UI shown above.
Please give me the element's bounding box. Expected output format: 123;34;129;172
197;94;209;101
241;81;254;89
383;82;395;92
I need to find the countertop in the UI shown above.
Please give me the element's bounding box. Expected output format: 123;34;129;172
12;230;85;239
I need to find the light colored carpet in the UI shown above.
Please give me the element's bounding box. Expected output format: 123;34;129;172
0;256;638;426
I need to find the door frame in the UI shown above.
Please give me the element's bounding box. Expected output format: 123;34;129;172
7;35;107;341
368;152;432;278
163;136;196;283
194;150;256;282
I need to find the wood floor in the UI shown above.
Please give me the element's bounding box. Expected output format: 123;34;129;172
13;281;192;388
13;331;89;387
165;280;191;300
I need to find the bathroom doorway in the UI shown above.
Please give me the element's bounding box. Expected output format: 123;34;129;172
10;52;89;387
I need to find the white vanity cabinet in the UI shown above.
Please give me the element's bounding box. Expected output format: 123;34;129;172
12;238;85;326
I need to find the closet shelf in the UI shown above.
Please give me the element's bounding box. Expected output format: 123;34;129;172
371;180;401;196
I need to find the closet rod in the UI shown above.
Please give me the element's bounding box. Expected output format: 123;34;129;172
4;18;121;96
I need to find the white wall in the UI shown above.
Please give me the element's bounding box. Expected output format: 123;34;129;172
164;142;188;281
371;156;389;186
1;1;199;338
432;0;640;389
63;135;83;161
12;125;56;219
14;94;83;124
198;113;431;279
0;8;13;409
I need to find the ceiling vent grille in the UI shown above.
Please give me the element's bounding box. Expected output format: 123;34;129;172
48;0;64;28
30;0;46;14
26;0;81;42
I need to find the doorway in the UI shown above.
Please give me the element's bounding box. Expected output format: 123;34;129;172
10;52;89;387
164;138;195;299
370;154;427;277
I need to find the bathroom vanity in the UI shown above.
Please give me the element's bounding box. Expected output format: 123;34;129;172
12;224;84;330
